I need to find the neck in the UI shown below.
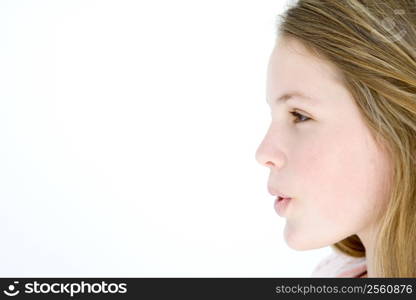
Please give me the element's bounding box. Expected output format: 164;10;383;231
357;223;380;278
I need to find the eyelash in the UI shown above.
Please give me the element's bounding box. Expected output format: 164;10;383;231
290;110;311;123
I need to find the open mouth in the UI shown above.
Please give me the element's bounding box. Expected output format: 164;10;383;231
274;196;293;217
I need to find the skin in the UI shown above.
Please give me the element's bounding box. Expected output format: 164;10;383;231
255;37;392;277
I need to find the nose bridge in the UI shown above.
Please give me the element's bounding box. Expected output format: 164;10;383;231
255;124;286;168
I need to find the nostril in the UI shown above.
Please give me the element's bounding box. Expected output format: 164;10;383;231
265;161;274;167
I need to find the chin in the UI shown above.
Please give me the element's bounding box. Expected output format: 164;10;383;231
283;226;335;251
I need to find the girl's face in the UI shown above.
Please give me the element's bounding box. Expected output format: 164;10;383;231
255;37;392;250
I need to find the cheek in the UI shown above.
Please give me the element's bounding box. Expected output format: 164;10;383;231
283;135;390;251
292;129;389;224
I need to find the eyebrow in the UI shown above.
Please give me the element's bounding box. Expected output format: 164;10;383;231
266;92;315;105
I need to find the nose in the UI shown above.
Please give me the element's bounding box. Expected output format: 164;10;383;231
255;128;286;169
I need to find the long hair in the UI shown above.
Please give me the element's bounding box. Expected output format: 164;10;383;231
276;0;416;277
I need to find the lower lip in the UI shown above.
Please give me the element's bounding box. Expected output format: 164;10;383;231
274;197;292;217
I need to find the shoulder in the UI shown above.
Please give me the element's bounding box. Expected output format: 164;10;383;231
310;249;366;277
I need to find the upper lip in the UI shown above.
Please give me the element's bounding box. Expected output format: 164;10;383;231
268;186;292;198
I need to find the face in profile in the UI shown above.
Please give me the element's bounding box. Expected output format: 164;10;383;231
255;37;392;251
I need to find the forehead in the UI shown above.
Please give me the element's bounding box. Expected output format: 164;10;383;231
267;38;345;104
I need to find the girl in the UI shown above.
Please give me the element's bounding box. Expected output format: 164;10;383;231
255;0;416;277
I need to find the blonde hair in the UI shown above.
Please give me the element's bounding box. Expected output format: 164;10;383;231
276;0;416;277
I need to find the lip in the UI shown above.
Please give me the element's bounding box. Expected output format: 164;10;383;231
274;196;292;217
268;186;293;217
267;186;292;199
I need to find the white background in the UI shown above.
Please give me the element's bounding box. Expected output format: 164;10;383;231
0;0;331;276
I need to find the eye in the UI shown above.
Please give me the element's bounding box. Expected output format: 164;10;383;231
290;110;311;123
